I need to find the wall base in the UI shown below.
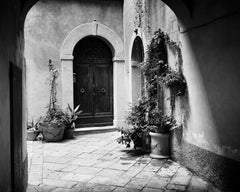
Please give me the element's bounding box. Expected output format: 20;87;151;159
170;127;240;192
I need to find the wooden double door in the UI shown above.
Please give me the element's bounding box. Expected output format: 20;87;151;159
73;37;113;127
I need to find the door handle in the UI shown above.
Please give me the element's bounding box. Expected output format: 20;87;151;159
101;88;106;93
80;88;85;94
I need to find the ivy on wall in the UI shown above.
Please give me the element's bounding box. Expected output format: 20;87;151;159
141;29;187;111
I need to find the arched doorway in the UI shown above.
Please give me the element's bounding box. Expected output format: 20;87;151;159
73;37;113;127
131;36;144;104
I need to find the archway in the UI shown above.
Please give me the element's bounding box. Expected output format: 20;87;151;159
73;37;113;127
131;36;144;104
60;21;125;127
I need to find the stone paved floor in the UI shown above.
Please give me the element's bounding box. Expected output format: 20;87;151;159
27;131;221;192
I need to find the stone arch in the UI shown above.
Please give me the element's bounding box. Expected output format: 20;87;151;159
60;21;124;60
60;21;125;127
129;28;146;104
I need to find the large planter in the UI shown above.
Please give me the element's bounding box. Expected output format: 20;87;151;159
27;130;39;141
149;131;170;159
40;122;65;142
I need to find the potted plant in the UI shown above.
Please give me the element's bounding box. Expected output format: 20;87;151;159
39;59;65;142
27;119;40;141
148;110;176;159
63;104;82;139
117;98;150;152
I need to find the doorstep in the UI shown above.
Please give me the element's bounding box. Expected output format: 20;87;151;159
74;126;116;135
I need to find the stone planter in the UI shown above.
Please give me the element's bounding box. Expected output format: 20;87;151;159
40;122;65;142
27;130;39;141
149;131;170;159
63;128;75;139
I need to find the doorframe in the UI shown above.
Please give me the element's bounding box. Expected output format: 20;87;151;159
60;21;125;127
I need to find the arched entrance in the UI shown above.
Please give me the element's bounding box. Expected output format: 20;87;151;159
73;37;113;127
131;36;144;104
60;21;125;128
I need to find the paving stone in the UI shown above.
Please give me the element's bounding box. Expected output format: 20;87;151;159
113;187;141;192
43;162;68;171
125;177;148;190
70;158;98;166
176;167;193;177
157;167;178;178
142;187;164;192
62;172;94;182
147;176;171;189
167;184;187;191
135;170;155;180
96;168;125;177
91;184;116;192
93;159;117;168
51;187;72;192
88;175;112;185
42;178;77;188
108;176;132;187
109;160;135;171
188;176;209;191
170;174;192;186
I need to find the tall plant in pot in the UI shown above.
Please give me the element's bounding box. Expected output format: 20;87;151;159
148;110;175;158
39;59;65;142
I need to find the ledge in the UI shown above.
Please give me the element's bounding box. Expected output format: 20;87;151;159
74;126;116;135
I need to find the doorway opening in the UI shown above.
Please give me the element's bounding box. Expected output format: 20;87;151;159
131;36;144;104
73;37;114;127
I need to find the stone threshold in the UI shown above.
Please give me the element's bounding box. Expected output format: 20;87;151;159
74;126;116;135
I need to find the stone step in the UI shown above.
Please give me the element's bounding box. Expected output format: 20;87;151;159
74;126;116;135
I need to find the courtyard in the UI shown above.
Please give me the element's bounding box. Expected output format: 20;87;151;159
27;131;221;192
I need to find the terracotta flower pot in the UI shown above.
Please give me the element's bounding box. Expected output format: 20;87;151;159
63;128;75;139
40;122;65;142
27;130;39;141
149;131;170;159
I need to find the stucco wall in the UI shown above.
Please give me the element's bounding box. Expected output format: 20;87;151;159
0;0;28;191
25;0;123;121
125;0;240;162
180;0;240;161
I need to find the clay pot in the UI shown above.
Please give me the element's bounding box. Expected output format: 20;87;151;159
27;130;39;141
149;131;170;159
40;122;64;142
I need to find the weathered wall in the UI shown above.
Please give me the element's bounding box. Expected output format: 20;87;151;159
172;1;240;190
125;0;240;190
179;0;240;162
0;0;28;191
25;0;123;121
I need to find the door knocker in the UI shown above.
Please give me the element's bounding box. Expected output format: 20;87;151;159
101;88;106;93
80;88;85;94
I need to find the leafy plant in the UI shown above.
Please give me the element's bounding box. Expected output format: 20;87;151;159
63;104;82;129
158;68;186;95
27;118;41;131
117;98;149;149
148;110;176;133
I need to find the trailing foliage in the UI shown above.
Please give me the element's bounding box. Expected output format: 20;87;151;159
117;29;185;148
117;98;149;149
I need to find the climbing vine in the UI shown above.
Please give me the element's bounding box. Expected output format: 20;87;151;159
141;29;187;111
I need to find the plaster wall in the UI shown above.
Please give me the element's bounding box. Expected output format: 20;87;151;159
125;0;240;162
25;0;123;121
180;0;240;161
0;0;27;191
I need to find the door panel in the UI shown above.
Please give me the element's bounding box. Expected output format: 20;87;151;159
73;37;113;127
94;63;112;114
74;64;93;117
